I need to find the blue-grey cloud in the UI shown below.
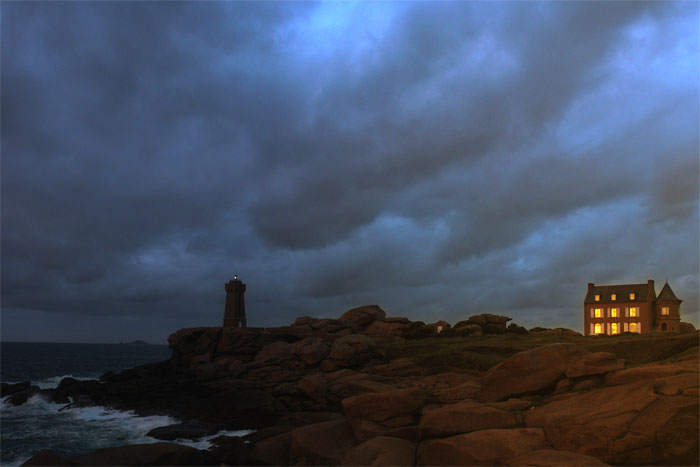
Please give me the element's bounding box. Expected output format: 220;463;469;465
2;1;697;343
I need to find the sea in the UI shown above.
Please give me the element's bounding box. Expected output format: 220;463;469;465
0;342;251;466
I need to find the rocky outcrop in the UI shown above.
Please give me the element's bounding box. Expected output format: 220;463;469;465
466;314;511;326
289;419;356;465
248;431;291;465
23;442;218;466
167;310;390;383
1;381;32;397
420;400;518;438
478;343;590;402
467;314;512;334
329;334;384;368
5;384;41;406
524;365;700;465
453;324;483;337
146;421;221;441
297;374;327;401
325;370;396;402
341;436;417;466
364;317;411;339
290;317;354;339
506;449;609;466
292;337;330;365
22;449;72;466
417;428;548;466
342;388;425;442
339;305;387;331
605;363;690;386
342;388;425;424
452;314;515;335
565;352;624;378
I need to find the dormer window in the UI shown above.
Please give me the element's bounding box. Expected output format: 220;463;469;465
629;293;635;300
594;294;600;301
611;294;616;301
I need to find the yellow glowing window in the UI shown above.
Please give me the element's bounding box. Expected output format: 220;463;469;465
594;294;600;301
611;323;619;334
629;293;635;300
594;308;603;318
594;323;602;334
611;308;618;317
661;307;669;315
630;307;638;317
629;322;637;333
611;294;616;301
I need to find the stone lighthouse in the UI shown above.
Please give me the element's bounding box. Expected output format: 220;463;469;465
223;275;246;328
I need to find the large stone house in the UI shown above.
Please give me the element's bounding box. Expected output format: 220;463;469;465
583;279;682;336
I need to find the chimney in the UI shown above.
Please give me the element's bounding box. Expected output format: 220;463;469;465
588;283;594;291
648;279;655;300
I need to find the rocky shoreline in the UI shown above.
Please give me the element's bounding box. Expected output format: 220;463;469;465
4;305;699;466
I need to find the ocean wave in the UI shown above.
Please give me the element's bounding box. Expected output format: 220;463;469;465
2;399;179;466
1;374;99;389
38;374;99;389
2;395;255;465
171;429;256;450
0;394;64;414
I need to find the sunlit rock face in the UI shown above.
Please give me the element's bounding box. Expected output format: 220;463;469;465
478;343;590;402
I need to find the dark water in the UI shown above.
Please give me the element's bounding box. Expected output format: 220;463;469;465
0;342;250;466
1;341;172;384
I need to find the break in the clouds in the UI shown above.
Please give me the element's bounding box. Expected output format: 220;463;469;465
2;2;698;343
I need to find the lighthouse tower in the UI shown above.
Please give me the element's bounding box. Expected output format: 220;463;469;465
223;275;246;328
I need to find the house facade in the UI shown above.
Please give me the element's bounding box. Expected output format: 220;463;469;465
583;279;682;336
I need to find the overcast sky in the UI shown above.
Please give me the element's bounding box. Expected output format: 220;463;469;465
2;1;698;344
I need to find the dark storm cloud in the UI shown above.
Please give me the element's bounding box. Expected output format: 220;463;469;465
2;1;697;343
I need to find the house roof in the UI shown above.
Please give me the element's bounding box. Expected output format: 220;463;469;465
584;282;655;304
657;282;682;302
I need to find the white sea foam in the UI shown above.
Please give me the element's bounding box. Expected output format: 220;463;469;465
172;429;255;450
2;390;253;464
68;405;178;434
1;374;98;389
2;399;180;465
35;374;97;389
2;374;98;389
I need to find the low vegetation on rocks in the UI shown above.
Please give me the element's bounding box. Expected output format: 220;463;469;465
13;305;699;466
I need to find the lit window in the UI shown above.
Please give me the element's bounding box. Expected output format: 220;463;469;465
629;293;635;300
611;308;618;317
662;307;669;315
594;294;600;301
594;308;603;318
437;325;443;333
611;294;616;301
611;323;619;334
594;323;602;334
630;307;638;317
629;322;637;333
